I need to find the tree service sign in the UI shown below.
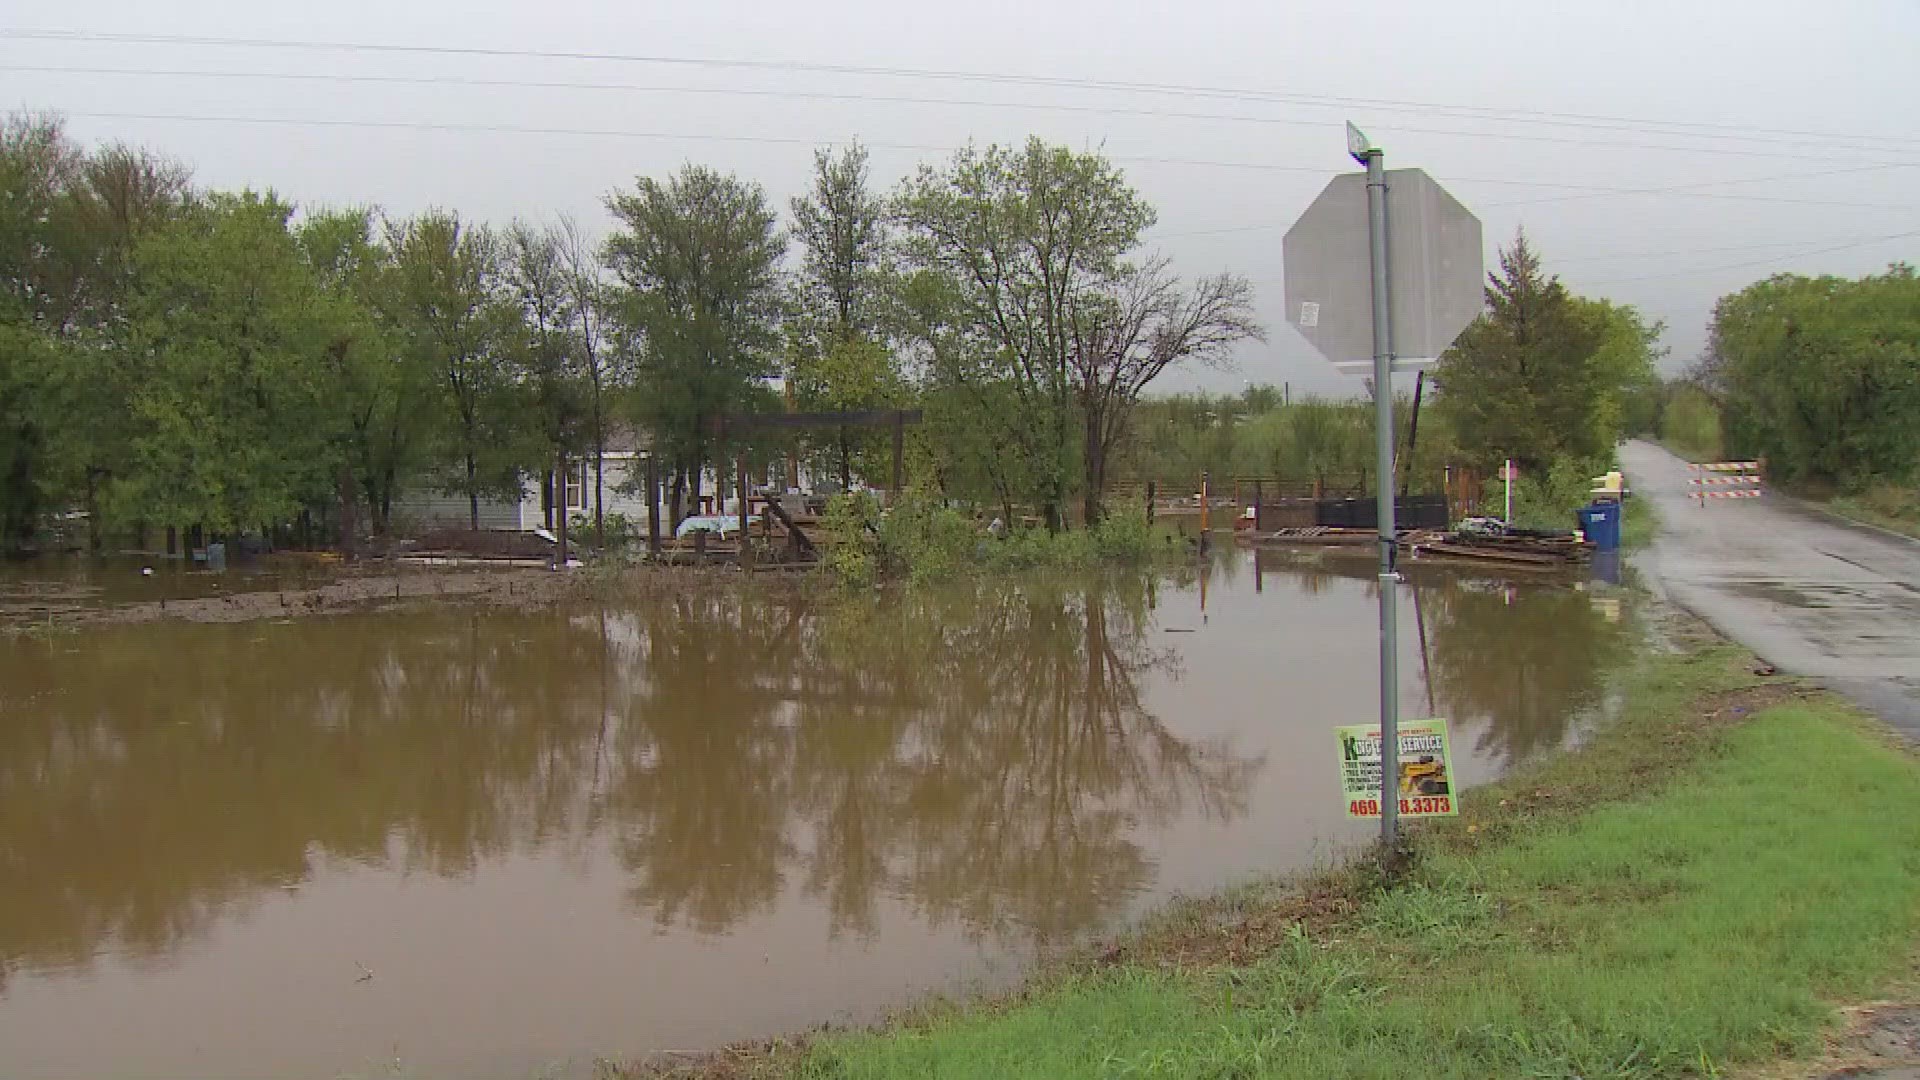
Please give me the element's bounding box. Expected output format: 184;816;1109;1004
1337;719;1459;819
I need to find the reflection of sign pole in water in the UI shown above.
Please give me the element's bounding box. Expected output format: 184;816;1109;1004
1285;124;1483;852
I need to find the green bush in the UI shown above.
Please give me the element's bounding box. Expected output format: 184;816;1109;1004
820;492;1182;587
1484;456;1608;532
822;492;883;588
566;511;640;553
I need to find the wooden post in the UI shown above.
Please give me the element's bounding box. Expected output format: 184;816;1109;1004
693;528;707;562
646;455;662;557
737;457;751;568
1253;479;1263;533
784;380;800;493
1198;472;1211;553
556;450;570;569
1146;481;1156;524
1402;370;1426;496
891;410;906;501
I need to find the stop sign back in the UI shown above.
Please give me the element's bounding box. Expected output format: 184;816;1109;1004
1283;169;1483;375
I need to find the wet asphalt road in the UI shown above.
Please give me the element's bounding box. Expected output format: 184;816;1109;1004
1621;441;1920;736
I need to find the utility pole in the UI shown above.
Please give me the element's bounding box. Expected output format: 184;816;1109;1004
1355;124;1402;852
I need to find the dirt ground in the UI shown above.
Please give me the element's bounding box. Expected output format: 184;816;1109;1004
3;562;805;631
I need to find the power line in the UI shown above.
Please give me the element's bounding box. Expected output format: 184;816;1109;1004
1584;229;1920;287
7;29;1920;160
1552;234;1906;264
1156;163;1920;239
1477;161;1912;209
24;62;1912;170
41;109;1336;176
43;106;1920;218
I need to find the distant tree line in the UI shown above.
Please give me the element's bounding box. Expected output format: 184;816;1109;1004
0;111;1262;552
1691;265;1918;488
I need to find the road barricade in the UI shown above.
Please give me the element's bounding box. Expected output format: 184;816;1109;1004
1689;462;1763;504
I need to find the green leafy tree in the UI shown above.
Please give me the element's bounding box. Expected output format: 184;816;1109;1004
604;165;784;526
894;138;1154;529
555;217;621;547
504;220;592;533
51;141;195;548
1702;266;1920;485
387;211;523;530
1572;297;1664;451
0;113;78;546
295;208;436;539
0;113;191;548
1432;230;1606;473
787;142;904;491
108;191;336;534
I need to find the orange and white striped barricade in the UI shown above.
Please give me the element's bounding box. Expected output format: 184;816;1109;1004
1688;462;1763;506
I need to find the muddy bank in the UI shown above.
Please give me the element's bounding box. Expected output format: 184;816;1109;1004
3;562;803;629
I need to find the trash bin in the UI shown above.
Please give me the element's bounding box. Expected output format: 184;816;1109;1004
1577;502;1621;552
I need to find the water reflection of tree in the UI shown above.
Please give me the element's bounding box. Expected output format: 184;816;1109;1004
604;576;1258;942
0;577;1258;979
0;612;614;980
1421;580;1632;764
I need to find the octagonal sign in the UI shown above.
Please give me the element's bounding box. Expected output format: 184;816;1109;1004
1283;169;1483;375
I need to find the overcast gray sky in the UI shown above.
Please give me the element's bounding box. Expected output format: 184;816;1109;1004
5;0;1917;397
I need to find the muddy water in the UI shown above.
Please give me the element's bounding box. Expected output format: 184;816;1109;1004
0;550;1633;1079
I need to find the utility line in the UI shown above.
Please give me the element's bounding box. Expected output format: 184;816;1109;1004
7;29;1919;158
45;108;1920;217
1583;229;1920;286
1156;162;1920;239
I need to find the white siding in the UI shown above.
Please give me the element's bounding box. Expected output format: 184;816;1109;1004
391;490;525;532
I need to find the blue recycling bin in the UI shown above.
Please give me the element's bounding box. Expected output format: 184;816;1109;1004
1578;501;1622;552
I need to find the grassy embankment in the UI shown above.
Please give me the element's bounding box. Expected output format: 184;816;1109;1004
1827;485;1920;541
644;618;1920;1079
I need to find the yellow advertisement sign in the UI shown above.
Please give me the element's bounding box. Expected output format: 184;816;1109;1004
1336;718;1459;819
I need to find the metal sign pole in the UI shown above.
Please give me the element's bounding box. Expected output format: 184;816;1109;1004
1361;136;1401;852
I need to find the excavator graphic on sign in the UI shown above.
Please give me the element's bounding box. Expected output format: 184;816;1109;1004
1399;754;1450;797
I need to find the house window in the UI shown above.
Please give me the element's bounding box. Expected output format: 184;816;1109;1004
566;461;590;510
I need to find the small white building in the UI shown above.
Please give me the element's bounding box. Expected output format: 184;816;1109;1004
390;428;768;537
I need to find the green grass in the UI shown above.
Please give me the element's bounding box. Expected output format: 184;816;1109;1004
788;645;1920;1080
1620;497;1658;551
1828;482;1920;541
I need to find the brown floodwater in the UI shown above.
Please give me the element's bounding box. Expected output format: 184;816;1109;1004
0;549;1633;1079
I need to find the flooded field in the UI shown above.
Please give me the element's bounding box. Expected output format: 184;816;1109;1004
0;549;1633;1079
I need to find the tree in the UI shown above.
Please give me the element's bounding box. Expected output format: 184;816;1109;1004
0;114;192;549
1070;256;1260;522
556;216;619;547
788;142;904;491
504;220;591;547
1702;265;1920;485
1572;297;1663;451
296;208;436;539
387;211;521;530
0;112;79;546
1432;230;1605;473
604;165;784;527
895;139;1155;529
108;192;336;535
790;142;888;339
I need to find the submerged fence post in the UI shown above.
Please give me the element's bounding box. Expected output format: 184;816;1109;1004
646;455;662;558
